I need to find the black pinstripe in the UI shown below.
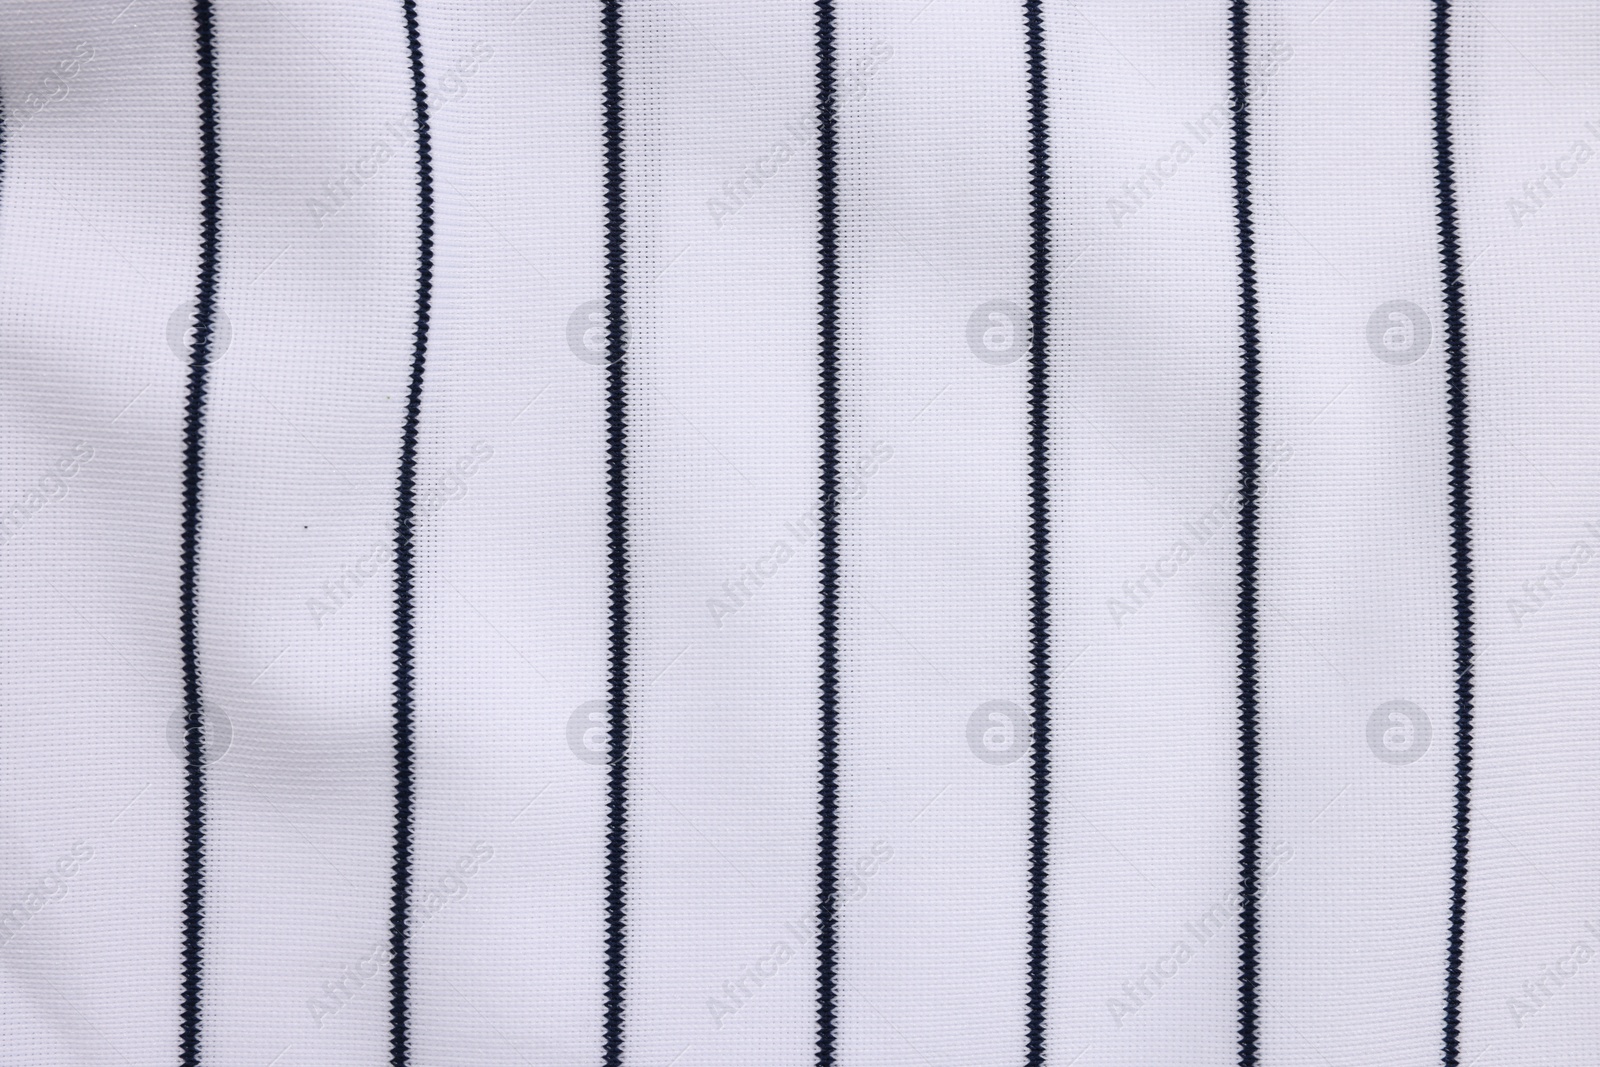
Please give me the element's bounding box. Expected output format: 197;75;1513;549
1227;1;1264;1062
177;2;223;1063
600;0;632;1064
1021;2;1055;1064
1433;1;1478;1061
388;1;435;1063
813;0;843;1063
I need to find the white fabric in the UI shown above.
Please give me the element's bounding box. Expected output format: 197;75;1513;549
0;2;1595;1066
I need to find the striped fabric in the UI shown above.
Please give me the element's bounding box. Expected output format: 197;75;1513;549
0;2;1595;1065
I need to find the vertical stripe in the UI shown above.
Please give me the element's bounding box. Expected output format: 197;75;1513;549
1432;1;1476;1062
812;0;842;1063
1021;2;1053;1064
389;1;435;1063
599;0;631;1064
178;2;222;1063
1227;1;1263;1063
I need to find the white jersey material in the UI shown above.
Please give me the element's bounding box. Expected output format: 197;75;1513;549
0;2;1594;1066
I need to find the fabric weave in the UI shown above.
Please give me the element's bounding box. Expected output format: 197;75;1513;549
0;2;1594;1065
